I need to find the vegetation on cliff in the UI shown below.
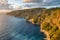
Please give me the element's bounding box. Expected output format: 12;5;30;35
7;8;60;40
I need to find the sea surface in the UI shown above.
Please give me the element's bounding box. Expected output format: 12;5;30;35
0;13;46;40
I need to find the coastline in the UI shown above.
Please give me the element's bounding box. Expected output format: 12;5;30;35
27;19;50;40
7;8;60;40
40;28;50;40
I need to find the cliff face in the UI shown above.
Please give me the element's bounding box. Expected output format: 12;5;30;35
7;8;60;40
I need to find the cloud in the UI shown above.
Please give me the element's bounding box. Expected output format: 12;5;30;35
23;0;60;9
0;0;10;9
44;0;60;6
0;0;7;4
23;0;42;3
23;0;60;7
23;0;31;2
23;0;54;3
23;0;55;6
42;0;47;2
0;0;60;9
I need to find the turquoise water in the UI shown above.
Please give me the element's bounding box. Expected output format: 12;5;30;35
0;14;46;40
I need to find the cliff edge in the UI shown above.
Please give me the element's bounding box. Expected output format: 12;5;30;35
7;8;60;40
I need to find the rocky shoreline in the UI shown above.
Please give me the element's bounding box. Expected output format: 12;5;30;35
40;27;50;40
27;19;50;40
7;8;60;40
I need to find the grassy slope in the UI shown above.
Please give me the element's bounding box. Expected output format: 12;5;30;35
7;8;60;40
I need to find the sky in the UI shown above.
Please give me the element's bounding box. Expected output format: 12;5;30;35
23;0;60;8
0;0;60;9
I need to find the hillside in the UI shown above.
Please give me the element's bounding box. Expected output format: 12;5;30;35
7;8;60;40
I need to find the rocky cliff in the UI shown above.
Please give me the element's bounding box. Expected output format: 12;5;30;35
7;8;60;40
